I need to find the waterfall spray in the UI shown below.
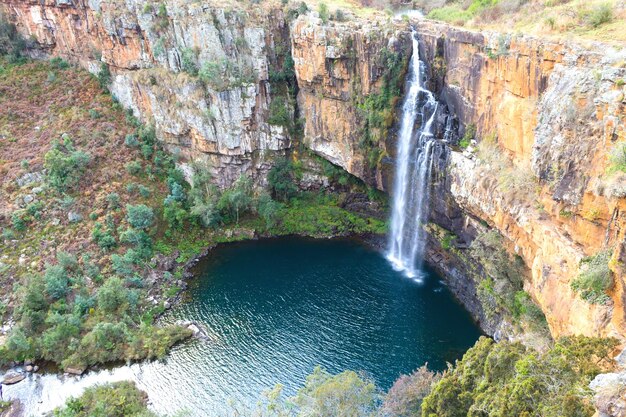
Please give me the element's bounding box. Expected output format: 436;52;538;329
387;29;438;281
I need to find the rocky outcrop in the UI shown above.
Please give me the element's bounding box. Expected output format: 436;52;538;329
1;0;625;341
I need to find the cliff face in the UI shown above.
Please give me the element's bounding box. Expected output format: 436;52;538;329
2;0;625;341
291;16;409;189
416;21;626;340
3;0;295;187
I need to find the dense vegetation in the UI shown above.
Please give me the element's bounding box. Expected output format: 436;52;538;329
0;23;386;371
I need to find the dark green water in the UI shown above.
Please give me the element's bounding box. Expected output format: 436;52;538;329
147;237;481;415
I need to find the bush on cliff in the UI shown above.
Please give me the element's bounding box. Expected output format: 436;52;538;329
571;250;613;304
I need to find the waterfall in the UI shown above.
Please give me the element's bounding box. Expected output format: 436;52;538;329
387;29;438;281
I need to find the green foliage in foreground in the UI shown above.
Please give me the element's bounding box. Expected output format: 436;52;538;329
230;335;616;417
53;381;155;417
50;335;617;417
421;336;618;417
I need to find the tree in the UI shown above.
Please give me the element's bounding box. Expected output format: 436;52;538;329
125;204;154;230
420;336;619;417
268;158;298;201
189;162;222;228
41;312;82;363
44;264;70;300
97;277;130;314
218;175;253;224
52;381;151;417
382;366;441;417
293;366;380;417
257;193;283;229
163;200;188;232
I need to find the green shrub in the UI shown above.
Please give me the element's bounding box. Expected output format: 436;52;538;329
0;15;26;62
297;2;308;15
163;200;188;231
180;47;198;75
26;201;44;220
459;124;476;149
587;3;613;27
124;134;139;147
441;232;455;250
165;176;186;204
41;312;81;363
141;143;153;159
268;96;291;127
44;264;70;300
138;124;157;146
125;204;154;230
138;185;151;198
120;228;153;259
4;328;32;361
97;63;111;89
97;277;132;314
426;6;473;22
293;366;379;416
571;250;613;304
78;322;131;364
50;57;70;69
11;210;27;232
125;160;142;176
318;3;329;23
91;222;117;251
44;137;91;191
188;162;222;228
105;192;120;210
609;141;626;173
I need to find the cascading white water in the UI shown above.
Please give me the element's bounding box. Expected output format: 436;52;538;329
387;29;439;280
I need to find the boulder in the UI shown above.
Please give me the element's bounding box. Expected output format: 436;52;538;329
67;211;83;223
64;366;85;376
2;373;25;385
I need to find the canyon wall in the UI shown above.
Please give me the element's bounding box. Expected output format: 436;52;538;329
417;21;626;340
1;0;625;341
